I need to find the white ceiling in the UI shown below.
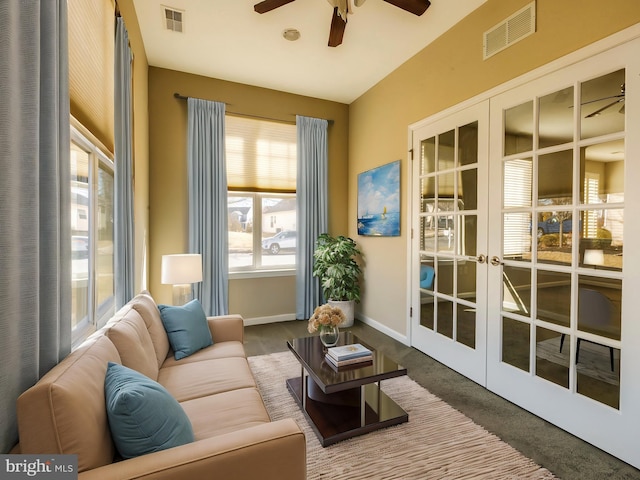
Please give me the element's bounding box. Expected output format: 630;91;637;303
132;0;486;104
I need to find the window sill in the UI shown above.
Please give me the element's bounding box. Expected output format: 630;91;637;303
229;269;296;280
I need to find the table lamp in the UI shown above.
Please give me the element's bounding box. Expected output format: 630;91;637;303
161;254;203;305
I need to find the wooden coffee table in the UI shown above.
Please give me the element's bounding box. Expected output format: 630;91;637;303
286;331;408;447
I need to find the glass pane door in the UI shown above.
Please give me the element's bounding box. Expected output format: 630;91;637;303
494;69;624;408
486;41;640;465
412;102;489;385
410;35;640;468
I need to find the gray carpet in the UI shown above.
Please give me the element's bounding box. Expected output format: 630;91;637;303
249;351;558;480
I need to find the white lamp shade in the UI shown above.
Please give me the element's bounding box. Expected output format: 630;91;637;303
583;249;605;266
161;254;203;284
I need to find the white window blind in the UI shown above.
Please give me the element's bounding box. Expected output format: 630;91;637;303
584;172;600;238
225;115;297;192
503;159;532;208
503;159;533;256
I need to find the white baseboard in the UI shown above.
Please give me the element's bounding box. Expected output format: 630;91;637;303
356;312;410;346
243;311;410;346
244;313;297;326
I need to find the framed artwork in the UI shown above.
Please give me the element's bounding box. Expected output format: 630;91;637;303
357;160;400;236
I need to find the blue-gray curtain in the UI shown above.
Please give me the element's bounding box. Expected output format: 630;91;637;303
114;16;135;308
0;0;71;452
296;115;329;320
187;98;229;316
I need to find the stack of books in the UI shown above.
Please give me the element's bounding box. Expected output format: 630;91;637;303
325;343;373;369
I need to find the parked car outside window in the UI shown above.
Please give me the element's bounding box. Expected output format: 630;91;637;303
536;215;581;238
262;230;296;255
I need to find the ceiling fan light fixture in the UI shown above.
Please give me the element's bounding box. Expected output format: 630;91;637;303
282;28;301;41
256;0;429;47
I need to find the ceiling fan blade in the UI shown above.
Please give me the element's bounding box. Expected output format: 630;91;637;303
585;99;623;118
328;7;347;47
383;0;430;16
254;0;295;14
579;93;624;107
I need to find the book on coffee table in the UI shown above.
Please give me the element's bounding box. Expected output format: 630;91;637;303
326;343;372;363
325;353;373;369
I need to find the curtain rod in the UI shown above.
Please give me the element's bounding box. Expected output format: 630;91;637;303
173;93;333;125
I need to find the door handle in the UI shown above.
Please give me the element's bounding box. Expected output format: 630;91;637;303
490;256;503;266
475;254;486;264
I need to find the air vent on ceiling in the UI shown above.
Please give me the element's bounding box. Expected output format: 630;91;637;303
163;6;184;33
483;2;536;60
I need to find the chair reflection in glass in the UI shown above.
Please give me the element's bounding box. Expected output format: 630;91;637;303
560;288;616;371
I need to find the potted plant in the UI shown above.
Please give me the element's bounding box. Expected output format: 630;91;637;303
312;233;362;327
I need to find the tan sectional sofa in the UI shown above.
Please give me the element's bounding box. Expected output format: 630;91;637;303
16;291;306;479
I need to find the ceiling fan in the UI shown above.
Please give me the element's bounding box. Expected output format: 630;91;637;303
583;84;625;118
254;0;431;47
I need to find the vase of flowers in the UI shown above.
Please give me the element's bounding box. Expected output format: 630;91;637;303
308;304;345;347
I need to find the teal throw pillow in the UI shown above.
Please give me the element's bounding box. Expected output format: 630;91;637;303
104;362;194;459
158;299;213;360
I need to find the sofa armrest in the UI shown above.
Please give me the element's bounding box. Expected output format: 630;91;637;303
207;314;244;343
78;419;305;480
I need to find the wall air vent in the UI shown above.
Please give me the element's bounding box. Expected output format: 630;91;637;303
483;2;536;60
162;6;184;33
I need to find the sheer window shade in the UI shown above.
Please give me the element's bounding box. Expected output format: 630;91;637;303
226;115;297;192
68;0;115;153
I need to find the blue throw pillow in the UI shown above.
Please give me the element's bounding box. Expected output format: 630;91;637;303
104;362;194;459
158;299;213;360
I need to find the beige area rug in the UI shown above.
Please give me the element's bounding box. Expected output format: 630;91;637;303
248;352;557;480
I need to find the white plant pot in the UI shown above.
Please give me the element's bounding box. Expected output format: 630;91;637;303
328;299;355;328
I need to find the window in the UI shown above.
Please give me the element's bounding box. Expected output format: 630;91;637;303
226;116;297;273
71;126;115;345
583;172;600;238
503;158;533;258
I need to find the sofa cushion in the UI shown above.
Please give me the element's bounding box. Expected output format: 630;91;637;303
161;340;246;368
158;299;213;360
16;335;120;473
158;357;256;402
105;308;159;380
180;388;270;440
130;290;170;368
105;362;194;459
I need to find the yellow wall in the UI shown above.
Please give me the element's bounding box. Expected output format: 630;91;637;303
147;67;349;314
349;0;640;336
119;0;150;294
606;161;624;194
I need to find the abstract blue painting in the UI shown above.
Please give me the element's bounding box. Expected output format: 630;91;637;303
357;160;400;236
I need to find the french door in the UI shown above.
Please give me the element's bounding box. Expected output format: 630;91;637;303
410;36;640;467
486;41;640;466
410;102;489;385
